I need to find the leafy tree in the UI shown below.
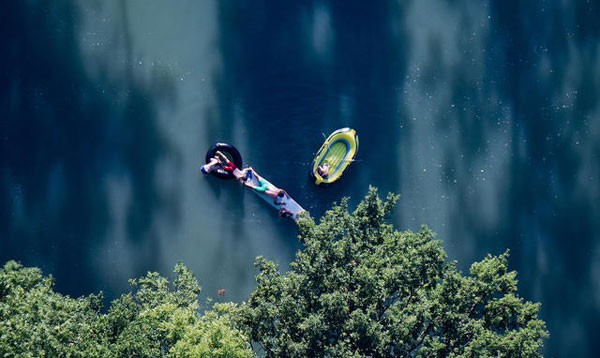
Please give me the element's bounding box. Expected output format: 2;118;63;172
1;187;548;357
240;187;548;357
0;261;108;357
0;261;253;357
171;303;253;358
103;262;253;357
106;263;202;357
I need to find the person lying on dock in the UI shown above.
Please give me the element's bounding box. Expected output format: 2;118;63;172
278;205;294;218
272;190;289;205
243;168;289;205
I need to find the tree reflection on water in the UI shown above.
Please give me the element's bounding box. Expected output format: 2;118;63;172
1;0;598;356
0;1;177;300
212;1;600;356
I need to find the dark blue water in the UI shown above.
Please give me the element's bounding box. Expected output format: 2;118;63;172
2;1;599;356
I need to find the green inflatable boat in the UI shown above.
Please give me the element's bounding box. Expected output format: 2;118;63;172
311;128;359;185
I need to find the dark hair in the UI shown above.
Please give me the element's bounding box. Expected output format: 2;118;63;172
277;190;285;197
279;208;293;218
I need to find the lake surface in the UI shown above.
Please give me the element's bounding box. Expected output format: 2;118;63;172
2;1;599;356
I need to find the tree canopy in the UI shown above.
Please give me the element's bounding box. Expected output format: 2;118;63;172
0;260;108;357
0;261;252;357
240;187;548;357
1;187;547;357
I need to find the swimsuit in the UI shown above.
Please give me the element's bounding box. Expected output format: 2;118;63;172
255;178;269;193
223;162;236;172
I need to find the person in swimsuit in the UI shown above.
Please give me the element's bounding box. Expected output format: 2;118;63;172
214;151;253;184
317;161;330;178
200;156;222;175
245;168;304;219
278;206;294;218
243;168;289;205
215;151;236;172
273;190;288;205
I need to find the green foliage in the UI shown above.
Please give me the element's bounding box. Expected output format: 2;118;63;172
171;303;253;358
0;261;108;357
107;263;201;357
241;186;548;357
0;261;253;357
1;187;548;357
105;263;251;357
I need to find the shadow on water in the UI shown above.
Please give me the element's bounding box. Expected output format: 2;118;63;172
209;0;598;355
422;1;600;355
212;0;410;235
489;2;600;356
0;1;178;301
